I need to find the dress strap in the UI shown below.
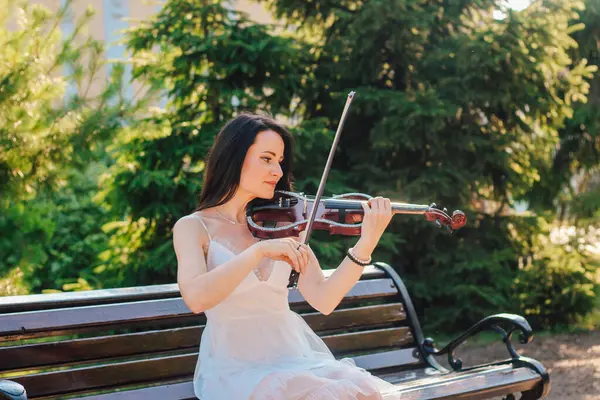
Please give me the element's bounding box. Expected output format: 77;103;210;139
190;214;212;241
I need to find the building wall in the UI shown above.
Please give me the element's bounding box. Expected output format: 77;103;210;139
22;0;272;100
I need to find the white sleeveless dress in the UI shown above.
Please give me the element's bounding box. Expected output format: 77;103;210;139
189;215;403;400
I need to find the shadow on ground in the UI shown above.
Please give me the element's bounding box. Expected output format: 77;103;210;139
455;330;600;399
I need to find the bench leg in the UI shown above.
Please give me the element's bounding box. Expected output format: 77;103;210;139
519;388;545;400
502;392;543;400
501;383;547;400
0;380;27;400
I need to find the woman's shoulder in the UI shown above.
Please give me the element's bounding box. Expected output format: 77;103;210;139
173;211;212;243
175;209;215;223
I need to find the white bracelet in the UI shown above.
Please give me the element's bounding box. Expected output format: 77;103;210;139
347;247;372;266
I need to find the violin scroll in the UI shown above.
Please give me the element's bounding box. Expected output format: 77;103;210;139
424;203;467;233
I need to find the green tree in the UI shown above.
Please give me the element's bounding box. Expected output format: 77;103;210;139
515;0;600;330
96;0;314;287
258;0;597;331
0;0;138;294
528;0;600;220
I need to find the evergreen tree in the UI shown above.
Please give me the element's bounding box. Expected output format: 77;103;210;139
98;0;313;287
0;0;137;294
258;0;597;330
528;0;599;221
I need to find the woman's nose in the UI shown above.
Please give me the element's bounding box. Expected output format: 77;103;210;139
272;163;283;177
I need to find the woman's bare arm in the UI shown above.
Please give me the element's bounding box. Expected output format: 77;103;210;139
298;238;373;315
173;216;261;313
299;197;392;315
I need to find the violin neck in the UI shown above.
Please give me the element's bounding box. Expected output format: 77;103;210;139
391;202;429;215
323;198;429;215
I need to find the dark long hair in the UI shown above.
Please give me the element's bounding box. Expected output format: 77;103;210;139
195;113;295;211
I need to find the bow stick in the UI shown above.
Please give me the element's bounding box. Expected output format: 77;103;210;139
289;91;356;288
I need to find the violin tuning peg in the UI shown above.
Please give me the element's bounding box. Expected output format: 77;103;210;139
443;207;448;213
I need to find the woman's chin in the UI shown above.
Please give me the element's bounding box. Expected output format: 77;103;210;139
256;188;276;199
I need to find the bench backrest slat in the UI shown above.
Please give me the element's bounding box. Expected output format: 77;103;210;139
322;327;413;354
14;353;197;398
0;278;398;341
0;267;387;313
0;303;406;372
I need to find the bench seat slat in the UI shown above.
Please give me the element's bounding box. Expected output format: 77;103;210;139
11;348;422;399
72;381;196;400
66;364;541;400
0;304;408;371
381;364;542;400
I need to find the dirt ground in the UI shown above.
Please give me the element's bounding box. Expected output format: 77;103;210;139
457;330;600;399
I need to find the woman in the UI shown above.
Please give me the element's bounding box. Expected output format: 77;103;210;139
173;113;403;399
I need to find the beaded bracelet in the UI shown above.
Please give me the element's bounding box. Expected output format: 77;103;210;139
346;247;371;267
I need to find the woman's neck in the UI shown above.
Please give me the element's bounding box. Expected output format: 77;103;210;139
216;190;254;224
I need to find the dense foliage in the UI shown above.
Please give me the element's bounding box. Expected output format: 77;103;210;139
0;0;141;294
254;0;599;330
1;0;598;332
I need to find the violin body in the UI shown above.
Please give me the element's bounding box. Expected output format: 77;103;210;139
246;190;466;239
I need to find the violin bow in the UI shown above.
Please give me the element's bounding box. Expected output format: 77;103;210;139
289;91;356;288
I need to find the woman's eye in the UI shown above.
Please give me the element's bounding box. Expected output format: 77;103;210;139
261;157;272;163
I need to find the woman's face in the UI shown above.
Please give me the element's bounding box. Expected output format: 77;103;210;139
239;129;285;199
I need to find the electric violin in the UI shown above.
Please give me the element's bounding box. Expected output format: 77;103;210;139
246;190;466;239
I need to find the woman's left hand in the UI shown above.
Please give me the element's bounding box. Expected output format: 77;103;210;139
358;196;393;253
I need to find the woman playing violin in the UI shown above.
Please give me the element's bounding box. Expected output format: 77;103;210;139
173;112;403;399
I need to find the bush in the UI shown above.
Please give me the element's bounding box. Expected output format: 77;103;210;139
514;224;598;329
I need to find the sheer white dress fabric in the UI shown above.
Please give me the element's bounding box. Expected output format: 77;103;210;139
189;214;403;400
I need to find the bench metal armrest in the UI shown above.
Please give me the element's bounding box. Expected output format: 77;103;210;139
0;379;27;400
422;313;533;372
421;313;551;398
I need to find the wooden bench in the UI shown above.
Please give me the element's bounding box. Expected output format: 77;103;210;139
0;262;549;400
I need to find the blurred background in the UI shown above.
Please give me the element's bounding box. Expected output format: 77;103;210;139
1;0;599;397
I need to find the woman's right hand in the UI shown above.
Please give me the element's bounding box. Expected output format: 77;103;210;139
254;238;310;275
